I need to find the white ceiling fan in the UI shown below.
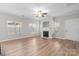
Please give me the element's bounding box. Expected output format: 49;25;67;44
33;9;48;17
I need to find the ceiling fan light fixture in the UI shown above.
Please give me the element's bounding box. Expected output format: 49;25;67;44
33;9;48;17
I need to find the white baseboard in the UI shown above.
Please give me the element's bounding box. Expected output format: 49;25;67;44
0;35;38;42
55;37;79;41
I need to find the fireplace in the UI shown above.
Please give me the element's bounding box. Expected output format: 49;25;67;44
43;31;49;37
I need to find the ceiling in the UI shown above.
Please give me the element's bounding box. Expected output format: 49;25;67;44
0;3;79;19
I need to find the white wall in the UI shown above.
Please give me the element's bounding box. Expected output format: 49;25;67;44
55;17;79;41
0;13;38;41
65;18;79;41
54;19;65;39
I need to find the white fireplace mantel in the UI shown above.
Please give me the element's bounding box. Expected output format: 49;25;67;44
40;17;54;38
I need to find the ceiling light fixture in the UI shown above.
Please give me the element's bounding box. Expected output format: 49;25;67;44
33;9;48;17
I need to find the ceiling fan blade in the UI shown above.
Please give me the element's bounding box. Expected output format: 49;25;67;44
43;13;47;15
42;15;45;17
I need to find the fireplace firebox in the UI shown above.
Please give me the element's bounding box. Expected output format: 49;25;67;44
43;31;49;37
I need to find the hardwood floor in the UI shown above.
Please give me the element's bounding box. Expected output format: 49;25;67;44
0;37;79;56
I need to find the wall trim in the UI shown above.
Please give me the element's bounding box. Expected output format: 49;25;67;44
54;37;79;42
0;35;38;42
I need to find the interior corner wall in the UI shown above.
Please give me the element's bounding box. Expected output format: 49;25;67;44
54;19;65;39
